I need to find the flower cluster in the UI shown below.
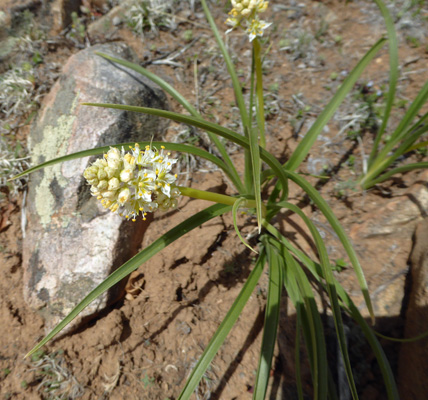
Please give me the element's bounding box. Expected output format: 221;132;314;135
84;144;180;221
226;0;271;41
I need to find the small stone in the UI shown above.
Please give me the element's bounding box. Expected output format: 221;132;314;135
87;1;131;39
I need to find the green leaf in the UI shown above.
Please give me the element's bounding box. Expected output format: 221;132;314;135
295;309;304;400
200;0;262;225
361;122;428;188
381;80;428;155
280;241;328;400
26;203;231;359
265;226;399;400
253;240;283;399
232;197;258;253
95;52;244;194
368;0;399;166
199;0;249;134
79;103;289;196
285;38;386;172
364;162;428;188
274;202;358;399
96;52;199;117
79;103;373;321
9;141;239;188
178;250;266;400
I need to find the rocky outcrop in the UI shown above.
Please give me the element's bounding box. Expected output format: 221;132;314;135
23;42;168;335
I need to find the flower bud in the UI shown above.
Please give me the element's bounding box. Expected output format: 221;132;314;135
97;180;108;190
108;177;120;191
241;8;251;16
87;178;99;186
97;169;107;180
102;190;117;199
84;166;98;181
105;167;116;179
171;187;181;198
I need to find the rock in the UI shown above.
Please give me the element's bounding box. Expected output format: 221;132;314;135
398;218;428;399
87;1;130;40
22;42;168;335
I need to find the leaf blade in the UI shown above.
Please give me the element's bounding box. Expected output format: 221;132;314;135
26;203;231;358
178;250;266;400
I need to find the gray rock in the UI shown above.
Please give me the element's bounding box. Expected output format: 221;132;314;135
22;42;168;335
87;1;130;40
398;218;428;399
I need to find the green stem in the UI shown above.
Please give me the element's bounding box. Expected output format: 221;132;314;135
253;38;266;149
178;186;257;208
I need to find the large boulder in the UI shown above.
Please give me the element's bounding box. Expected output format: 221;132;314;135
23;42;168;335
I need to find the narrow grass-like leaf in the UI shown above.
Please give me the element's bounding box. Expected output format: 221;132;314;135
95;52;244;193
361;122;428;188
274;202;358;399
364;162;428;188
368;0;398;166
269;237;321;397
79;103;290;194
199;0;254;193
199;0;262;226
177;250;266;400
80;103;373;319
285;38;386;172
406;140;428;153
9;141;241;189
246;123;263;232
374;328;428;343
375;80;428;161
26;203;231;359
199;0;249;133
264;224;399;400
253;241;282;399
280;241;328;400
96;52;199;117
295;310;304;400
232;197;258;253
390;124;428;159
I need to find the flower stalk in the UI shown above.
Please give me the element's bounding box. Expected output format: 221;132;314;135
253;38;266;148
178;186;258;210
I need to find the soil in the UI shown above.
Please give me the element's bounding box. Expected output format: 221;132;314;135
0;1;427;399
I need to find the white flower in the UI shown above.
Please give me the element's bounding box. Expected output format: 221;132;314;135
83;144;181;221
117;187;131;205
247;18;272;41
226;0;270;40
